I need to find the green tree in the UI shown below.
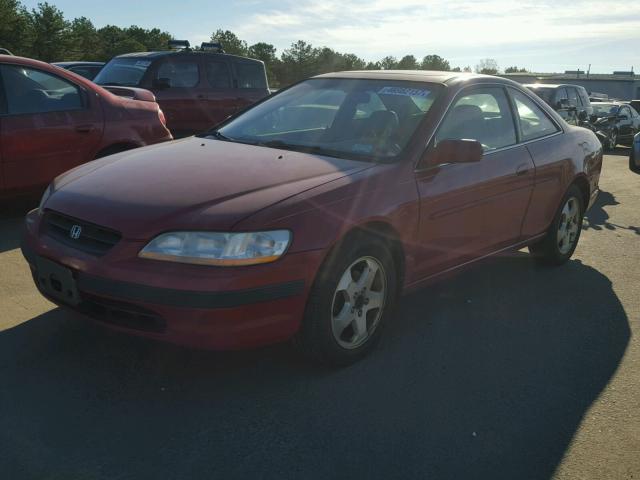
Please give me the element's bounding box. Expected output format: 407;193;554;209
396;54;418;70
420;54;450;71
28;2;69;62
68;17;100;60
211;29;247;56
0;0;30;56
379;56;397;70
97;25;145;60
280;40;317;84
504;66;528;73
475;58;499;75
126;25;171;51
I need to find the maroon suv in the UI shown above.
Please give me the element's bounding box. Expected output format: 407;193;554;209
94;45;269;138
22;71;602;365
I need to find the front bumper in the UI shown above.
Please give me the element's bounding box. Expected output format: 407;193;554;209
21;210;325;349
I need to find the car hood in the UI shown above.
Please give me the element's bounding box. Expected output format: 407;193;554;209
46;137;372;239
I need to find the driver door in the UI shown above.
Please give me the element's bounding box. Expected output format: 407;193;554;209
413;86;535;279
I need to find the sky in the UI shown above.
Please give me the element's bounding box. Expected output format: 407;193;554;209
21;0;640;73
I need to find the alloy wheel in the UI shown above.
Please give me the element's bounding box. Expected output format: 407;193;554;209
330;256;386;349
557;196;581;255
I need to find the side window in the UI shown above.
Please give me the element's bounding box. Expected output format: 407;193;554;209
0;64;83;115
155;61;199;88
510;89;560;142
619;106;630;118
567;87;579;107
235;62;267;89
556;88;568;107
435;87;516;152
205;60;231;88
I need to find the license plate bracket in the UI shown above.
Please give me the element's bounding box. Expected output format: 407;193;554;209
35;257;81;306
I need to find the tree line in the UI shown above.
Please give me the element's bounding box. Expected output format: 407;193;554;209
1;1;529;86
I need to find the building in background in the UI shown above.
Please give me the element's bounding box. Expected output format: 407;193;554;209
502;71;640;101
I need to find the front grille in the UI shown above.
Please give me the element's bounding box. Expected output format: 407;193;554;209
43;210;121;256
79;293;166;333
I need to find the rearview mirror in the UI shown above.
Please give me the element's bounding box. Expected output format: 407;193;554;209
152;77;171;89
421;139;483;168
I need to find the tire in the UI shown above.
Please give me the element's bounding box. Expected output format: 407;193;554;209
631;149;640;174
294;234;397;366
528;184;585;266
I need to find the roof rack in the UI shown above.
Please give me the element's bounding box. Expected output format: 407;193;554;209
168;39;190;51
0;48;14;55
200;42;225;53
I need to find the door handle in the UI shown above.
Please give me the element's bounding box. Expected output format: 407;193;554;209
75;124;95;133
515;164;530;176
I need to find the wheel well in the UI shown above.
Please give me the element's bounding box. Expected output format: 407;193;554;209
572;176;590;207
94;143;139;159
341;222;406;290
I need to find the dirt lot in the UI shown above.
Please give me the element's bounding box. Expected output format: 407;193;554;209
0;152;638;479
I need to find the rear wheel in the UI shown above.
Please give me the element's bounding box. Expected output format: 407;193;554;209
294;235;397;366
529;185;584;266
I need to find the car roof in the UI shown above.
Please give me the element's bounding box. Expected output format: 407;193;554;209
53;61;104;67
114;50;263;64
524;83;585;90
313;70;495;84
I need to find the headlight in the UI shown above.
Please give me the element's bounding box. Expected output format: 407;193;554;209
139;230;291;266
38;185;53;215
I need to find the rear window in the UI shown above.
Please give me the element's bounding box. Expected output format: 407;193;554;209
235;62;267;89
94;58;151;87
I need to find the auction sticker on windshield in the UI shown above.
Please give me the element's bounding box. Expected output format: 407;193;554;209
378;86;431;98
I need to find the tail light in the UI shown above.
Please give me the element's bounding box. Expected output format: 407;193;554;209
158;109;167;127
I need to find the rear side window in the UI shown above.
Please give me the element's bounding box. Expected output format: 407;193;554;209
0;64;83;115
156;61;199;88
510;89;560;141
436;87;516;152
567;88;579;107
235;62;267;89
205;60;231;88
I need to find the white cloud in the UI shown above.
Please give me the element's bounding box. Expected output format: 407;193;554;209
223;0;640;72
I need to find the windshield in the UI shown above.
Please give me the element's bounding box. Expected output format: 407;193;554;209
93;57;152;86
213;78;442;161
592;103;619;116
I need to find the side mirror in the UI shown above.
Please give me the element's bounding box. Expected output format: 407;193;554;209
618;114;630;120
578;110;588;122
421;139;483;168
152;77;171;89
557;98;570;110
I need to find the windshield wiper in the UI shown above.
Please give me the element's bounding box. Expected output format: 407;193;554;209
205;130;233;141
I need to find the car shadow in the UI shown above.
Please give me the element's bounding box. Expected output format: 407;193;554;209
606;146;631;157
0;254;629;479
583;190;640;235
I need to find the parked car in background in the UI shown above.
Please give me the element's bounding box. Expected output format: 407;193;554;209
630;132;640;174
22;71;602;365
0;55;172;198
590;102;640;150
53;61;104;80
0;48;13;55
93;41;270;137
627;100;640;114
525;83;593;126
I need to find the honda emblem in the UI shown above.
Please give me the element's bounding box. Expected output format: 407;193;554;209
69;225;82;240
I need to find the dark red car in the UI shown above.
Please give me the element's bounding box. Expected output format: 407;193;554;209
22;71;602;365
93;46;270;138
0;55;172;198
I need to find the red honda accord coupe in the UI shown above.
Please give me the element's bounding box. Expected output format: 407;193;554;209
0;55;172;198
21;71;602;365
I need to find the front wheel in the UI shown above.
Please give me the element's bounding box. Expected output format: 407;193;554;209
529;185;584;266
294;235;397;366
